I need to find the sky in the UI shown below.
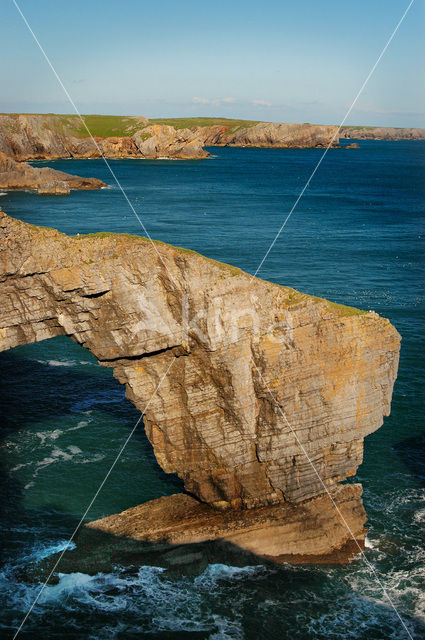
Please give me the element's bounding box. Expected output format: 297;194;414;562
1;0;424;127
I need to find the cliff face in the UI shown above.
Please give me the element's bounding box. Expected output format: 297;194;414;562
340;126;425;140
0;114;339;163
0;210;400;560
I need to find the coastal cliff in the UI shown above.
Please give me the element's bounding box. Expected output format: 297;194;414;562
0;210;400;562
0;114;339;163
340;126;425;140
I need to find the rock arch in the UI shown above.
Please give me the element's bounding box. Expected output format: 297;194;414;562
0;210;400;560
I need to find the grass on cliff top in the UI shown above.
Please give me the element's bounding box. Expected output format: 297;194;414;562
279;289;366;316
64;115;145;138
310;295;367;316
2;113;261;137
0;113;144;138
149;117;260;132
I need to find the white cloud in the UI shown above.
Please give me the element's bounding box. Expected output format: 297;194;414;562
251;99;272;107
192;97;211;105
192;96;236;106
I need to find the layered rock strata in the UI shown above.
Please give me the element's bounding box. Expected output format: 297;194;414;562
0;210;400;561
0;151;106;193
86;486;366;564
0;114;338;162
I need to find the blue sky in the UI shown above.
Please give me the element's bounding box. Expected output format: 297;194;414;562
1;0;424;126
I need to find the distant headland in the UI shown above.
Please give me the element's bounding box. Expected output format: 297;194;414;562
0;113;424;195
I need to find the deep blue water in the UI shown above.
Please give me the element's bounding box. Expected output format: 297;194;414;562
0;141;424;639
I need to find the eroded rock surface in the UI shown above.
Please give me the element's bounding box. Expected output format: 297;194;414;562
0;151;106;193
340;126;425;140
86;486;366;564
0;114;339;162
0;210;400;560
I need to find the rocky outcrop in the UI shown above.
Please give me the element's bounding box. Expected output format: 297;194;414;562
0;151;106;193
216;122;338;148
0;210;400;561
86;486;366;564
340;126;425;140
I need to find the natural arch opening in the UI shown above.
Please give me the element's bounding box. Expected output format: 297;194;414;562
0;335;183;534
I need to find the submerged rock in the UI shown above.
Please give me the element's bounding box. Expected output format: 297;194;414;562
0;210;400;562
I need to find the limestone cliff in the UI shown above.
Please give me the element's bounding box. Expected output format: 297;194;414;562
340;126;425;140
0;114;339;163
0;210;400;561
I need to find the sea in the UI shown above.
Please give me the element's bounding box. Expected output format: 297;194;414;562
0;141;424;639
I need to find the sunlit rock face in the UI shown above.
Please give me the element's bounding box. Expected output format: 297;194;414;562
0;151;105;193
0;210;400;560
0;114;339;162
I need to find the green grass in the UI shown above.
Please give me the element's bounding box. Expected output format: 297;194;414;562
0;113;146;138
310;296;367;317
0;113;261;138
73;231;151;240
149;117;260;131
68;115;145;138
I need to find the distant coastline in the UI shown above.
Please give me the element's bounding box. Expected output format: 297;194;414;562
0;113;424;195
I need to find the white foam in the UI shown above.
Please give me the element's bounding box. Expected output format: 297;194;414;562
11;462;31;472
47;359;76;367
36;455;57;469
36;429;63;444
67;445;82;455
413;507;425;523
67;419;91;432
364;535;379;550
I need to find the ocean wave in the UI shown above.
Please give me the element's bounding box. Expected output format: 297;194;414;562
2;551;425;640
47;359;76;367
35;358;77;367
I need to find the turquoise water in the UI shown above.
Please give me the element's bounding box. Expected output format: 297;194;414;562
0;141;424;639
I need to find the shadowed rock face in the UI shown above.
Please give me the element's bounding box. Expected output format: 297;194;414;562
0;210;400;560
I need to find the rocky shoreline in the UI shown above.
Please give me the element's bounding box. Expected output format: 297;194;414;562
1;114;423;195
